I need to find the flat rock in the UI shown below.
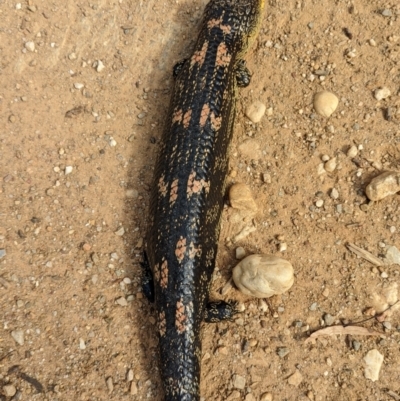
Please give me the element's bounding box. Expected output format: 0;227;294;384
364;349;384;381
229;183;257;213
365;171;400;201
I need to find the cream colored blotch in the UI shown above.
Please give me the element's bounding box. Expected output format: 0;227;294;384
232;254;294;298
313;91;339;117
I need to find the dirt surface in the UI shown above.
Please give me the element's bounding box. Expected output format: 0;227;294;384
1;0;400;400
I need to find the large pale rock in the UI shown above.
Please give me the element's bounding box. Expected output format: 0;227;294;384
365;171;400;201
232;254;294;298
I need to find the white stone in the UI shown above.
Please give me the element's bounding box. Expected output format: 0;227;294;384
65;166;73;175
96;60;105;72
313;91;339;117
365;171;400;201
374;87;391;101
330;188;339;199
11;329;24;345
74;83;84;89
245;101;266;123
25;41;35;52
79;338;86;349
364;349;384;381
232;254;294;298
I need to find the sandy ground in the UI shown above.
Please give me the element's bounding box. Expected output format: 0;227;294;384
1;0;400;400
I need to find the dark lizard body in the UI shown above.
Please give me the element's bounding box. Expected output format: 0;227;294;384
145;1;264;400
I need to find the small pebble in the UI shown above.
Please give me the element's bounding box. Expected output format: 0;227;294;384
106;377;114;393
364;349;383;382
127;369;134;382
309;302;318;311
324;157;337;172
347;145;358;158
0;249;6;259
330;188;339;200
383;321;392;330
91;274;98;284
381;9;392;17
315;199;324;208
352;340;361;351
374;87;391;101
365;171;400;201
82;243;91;251
3;385;17;397
74;83;84;90
260;393;273;401
11;329;24;345
126;189;139;199
236;247;246;260
277;347;290;358
232;374;246;390
96;60;105;72
324;313;335;326
116;297;128;306
79;338;86;350
381;272;388;278
287;370;303;387
109;137;117;147
25;41;35;52
384;246;400;265
115;227;125;236
65;166;73;175
245;101;266;123
313;91;339;118
130;381;138;395
278;242;287;252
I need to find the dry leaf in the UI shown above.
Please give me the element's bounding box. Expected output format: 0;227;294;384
346;243;384;266
305;325;384;344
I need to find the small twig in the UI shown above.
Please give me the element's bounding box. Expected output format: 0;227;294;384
346;242;384;266
387;390;400;401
